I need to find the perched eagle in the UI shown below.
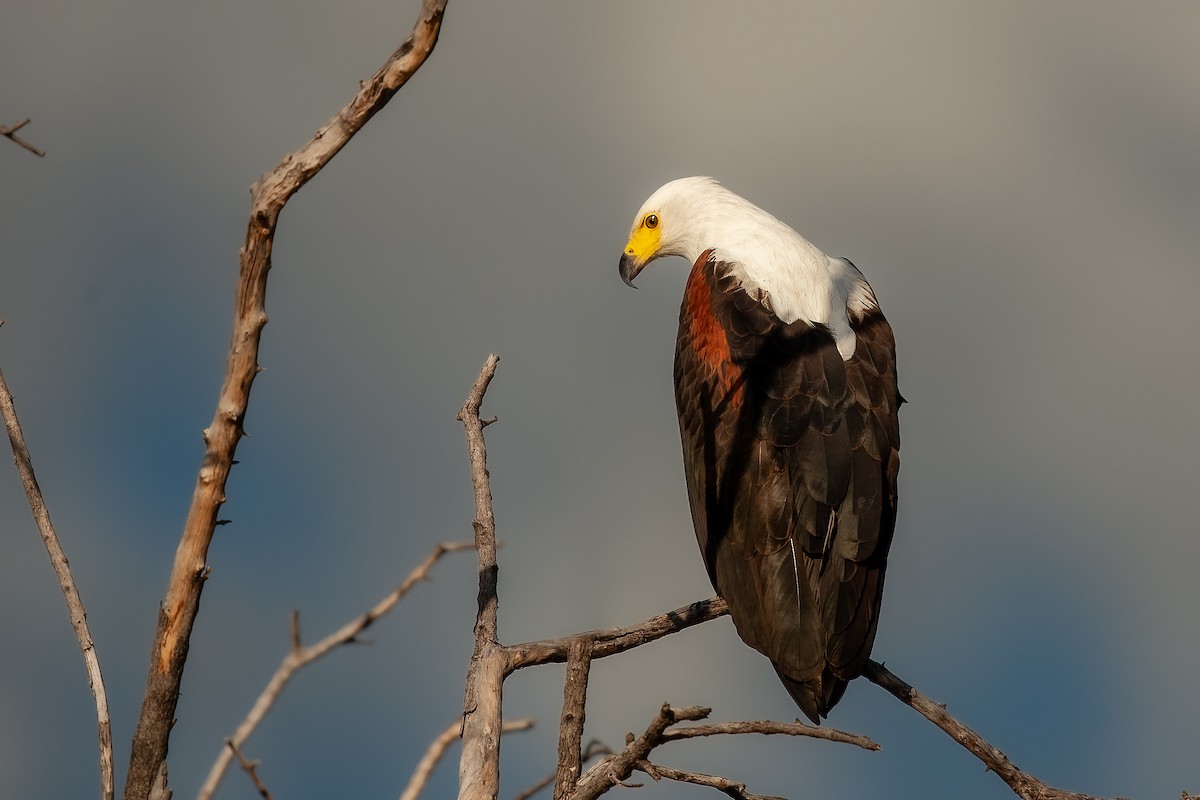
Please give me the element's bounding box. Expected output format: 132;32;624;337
619;177;901;723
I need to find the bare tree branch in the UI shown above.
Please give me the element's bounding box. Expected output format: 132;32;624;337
0;352;113;800
459;353;502;649
863;660;1105;800
635;761;784;800
404;720;467;800
553;634;594;800
1;118;45;156
122;2;451;796
445;357;1125;800
457;354;507;800
226;740;273;800
571;703;712;800
197;541;474;800
448;360;874;799
660;718;878;751
402;718;534;800
506;597;730;671
566;702;872;800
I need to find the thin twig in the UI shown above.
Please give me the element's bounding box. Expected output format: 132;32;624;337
403;720;465;800
457;354;506;800
661;718;878;751
1;118;45;157
226;740;273;800
124;3;452;796
863;660;1103;800
634;760;784;800
0;359;113;800
197;541;474;800
507;596;729;672
401;717;534;800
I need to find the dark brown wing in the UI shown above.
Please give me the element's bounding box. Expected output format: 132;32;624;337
673;252;901;722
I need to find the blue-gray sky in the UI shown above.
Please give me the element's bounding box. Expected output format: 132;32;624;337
3;2;1199;798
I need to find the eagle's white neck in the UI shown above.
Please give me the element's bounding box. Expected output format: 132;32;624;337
639;177;878;359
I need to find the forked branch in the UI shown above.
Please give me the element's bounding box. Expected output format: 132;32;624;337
450;356;1128;800
123;2;451;796
452;357;874;800
1;118;45;156
570;704;714;800
570;702;873;800
197;541;474;800
226;741;273;800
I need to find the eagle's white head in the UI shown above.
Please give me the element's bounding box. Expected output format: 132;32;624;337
619;176;878;359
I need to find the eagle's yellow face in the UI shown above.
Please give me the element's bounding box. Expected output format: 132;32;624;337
619;211;662;286
625;212;662;262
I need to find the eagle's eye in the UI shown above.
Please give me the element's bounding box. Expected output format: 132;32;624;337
644;214;659;229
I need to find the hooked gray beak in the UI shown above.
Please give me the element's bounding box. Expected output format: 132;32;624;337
619;253;643;288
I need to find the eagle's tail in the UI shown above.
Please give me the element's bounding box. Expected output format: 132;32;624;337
773;665;848;725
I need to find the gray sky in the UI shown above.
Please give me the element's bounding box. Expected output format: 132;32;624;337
3;2;1199;798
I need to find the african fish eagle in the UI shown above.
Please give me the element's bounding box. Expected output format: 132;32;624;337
619;177;901;723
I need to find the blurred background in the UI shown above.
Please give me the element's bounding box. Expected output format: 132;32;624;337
3;1;1198;798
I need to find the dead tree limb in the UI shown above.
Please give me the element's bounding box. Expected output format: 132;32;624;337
863;660;1102;800
571;704;711;800
660;718;878;751
553;634;594;800
506;597;729;671
457;354;506;800
568;702;872;800
197;541;474;800
1;118;45;156
634;761;784;800
451;359;876;799
122;2;451;796
0;353;113;800
449;356;1124;800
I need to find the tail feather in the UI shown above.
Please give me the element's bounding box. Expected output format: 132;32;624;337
773;664;848;725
